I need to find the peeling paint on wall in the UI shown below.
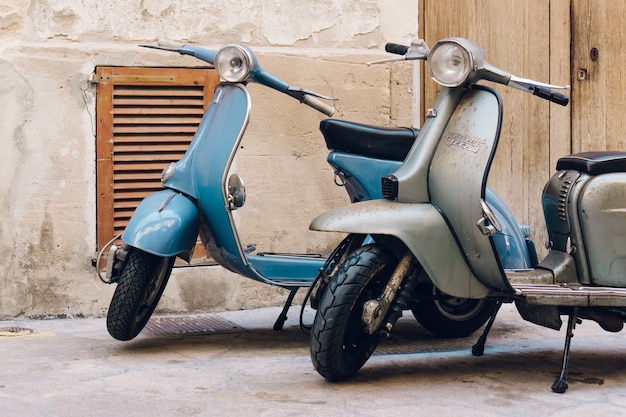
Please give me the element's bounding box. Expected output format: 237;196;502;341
19;0;416;46
0;0;418;318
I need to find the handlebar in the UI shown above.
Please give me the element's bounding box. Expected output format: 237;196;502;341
385;43;409;55
381;38;570;107
532;86;569;106
302;95;335;117
507;75;570;106
158;38;185;49
143;39;337;116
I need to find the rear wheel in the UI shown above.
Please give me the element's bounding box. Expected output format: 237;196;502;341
411;284;495;338
106;248;175;341
310;244;395;381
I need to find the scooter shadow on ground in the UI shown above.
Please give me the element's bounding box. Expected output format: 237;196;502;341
115;325;310;354
112;313;474;354
109;307;626;391
343;320;626;390
352;347;623;391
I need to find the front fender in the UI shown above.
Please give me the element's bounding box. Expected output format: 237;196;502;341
122;190;199;261
310;199;489;298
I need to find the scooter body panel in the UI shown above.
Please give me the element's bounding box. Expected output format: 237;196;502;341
387;87;465;203
577;172;626;287
330;146;532;271
171;84;256;277
126;84;254;277
328;153;402;201
310;199;490;298
428;86;511;292
312;87;522;296
486;188;534;270
245;254;326;286
544;169;626;288
122;189;199;261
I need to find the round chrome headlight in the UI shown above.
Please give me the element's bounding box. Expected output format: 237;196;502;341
428;41;472;87
215;44;253;83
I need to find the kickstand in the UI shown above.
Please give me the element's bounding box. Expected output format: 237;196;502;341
552;307;579;393
273;288;298;331
472;300;502;357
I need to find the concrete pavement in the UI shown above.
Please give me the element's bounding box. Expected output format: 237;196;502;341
3;304;626;416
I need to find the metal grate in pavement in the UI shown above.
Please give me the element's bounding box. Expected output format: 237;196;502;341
143;315;245;337
376;323;475;355
0;327;34;337
377;336;474;355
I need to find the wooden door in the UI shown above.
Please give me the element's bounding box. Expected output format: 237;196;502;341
571;0;626;152
421;0;571;254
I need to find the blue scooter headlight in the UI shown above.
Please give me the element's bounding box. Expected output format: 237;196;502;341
215;44;253;83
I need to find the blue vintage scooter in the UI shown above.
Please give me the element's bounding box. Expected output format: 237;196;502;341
99;40;534;342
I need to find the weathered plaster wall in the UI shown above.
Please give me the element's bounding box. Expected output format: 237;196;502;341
0;0;418;318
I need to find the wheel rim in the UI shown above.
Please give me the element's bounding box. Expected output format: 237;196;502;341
342;272;386;359
433;292;488;321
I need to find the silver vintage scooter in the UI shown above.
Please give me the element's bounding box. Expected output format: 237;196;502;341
308;37;626;393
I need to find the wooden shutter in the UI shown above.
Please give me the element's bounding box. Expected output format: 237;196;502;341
95;66;220;264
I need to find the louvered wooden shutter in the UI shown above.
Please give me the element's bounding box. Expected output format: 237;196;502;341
95;67;220;264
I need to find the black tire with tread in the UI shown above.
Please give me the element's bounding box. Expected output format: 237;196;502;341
411;285;495;338
106;249;174;341
310;244;395;381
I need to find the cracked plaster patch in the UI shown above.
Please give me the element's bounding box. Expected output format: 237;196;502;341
261;0;379;45
142;0;173;16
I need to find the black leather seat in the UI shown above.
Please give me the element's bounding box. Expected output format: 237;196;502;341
320;119;419;162
556;151;626;175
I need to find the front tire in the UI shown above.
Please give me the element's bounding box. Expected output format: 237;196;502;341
310;244;395;381
411;284;495;338
106;248;175;341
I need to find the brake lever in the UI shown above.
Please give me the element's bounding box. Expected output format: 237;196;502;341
286;87;337;102
139;44;180;52
367;39;430;66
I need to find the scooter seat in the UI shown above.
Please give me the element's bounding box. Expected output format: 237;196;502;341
320;119;419;162
556;151;626;175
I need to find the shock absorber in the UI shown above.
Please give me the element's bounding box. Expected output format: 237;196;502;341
361;251;420;336
382;263;419;336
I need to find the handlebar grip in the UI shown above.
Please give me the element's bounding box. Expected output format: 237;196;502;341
158;38;185;49
385;43;409;55
302;95;335;117
533;86;569;106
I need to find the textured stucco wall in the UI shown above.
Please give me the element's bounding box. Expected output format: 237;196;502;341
0;0;418;318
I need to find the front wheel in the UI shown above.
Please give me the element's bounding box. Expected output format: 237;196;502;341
310;244;395;381
106;248;175;341
411;284;495;338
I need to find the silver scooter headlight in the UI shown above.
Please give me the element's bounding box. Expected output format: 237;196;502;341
428;40;473;87
215;44;253;83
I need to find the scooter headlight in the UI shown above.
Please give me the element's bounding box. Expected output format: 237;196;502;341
428;40;473;87
161;162;176;183
215;44;253;83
